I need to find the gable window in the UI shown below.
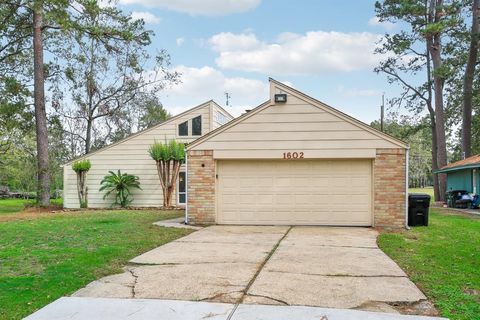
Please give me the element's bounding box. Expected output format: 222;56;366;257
192;115;202;136
178;121;188;136
214;111;228;126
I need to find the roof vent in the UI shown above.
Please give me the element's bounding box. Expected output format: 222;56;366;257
274;93;287;103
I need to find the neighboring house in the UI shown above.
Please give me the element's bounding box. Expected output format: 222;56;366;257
186;79;409;228
63;101;233;208
436;155;480;194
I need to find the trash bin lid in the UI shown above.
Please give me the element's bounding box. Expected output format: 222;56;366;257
408;193;431;200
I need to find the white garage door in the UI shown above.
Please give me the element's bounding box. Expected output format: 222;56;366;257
217;160;372;226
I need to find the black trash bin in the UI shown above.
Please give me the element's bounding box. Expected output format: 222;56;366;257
408;193;431;226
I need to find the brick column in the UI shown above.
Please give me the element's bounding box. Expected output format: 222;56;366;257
374;148;407;228
187;150;216;225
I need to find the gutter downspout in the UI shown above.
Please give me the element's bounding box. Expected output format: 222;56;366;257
405;148;410;230
185;147;189;225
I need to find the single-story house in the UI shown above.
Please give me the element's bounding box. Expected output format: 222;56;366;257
64;78;409;229
436;155;480;194
186;79;409;228
63;101;234;208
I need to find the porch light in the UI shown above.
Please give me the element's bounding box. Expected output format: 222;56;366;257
274;94;287;103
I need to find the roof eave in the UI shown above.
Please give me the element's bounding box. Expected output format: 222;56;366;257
435;163;480;173
63;100;214;166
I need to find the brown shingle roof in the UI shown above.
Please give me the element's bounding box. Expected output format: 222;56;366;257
441;154;480;170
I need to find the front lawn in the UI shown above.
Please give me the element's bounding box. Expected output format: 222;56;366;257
0;198;63;215
0;209;191;320
378;209;480;320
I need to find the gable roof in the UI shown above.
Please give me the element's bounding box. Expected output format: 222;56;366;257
187;78;408;151
436;155;480;173
64;100;233;166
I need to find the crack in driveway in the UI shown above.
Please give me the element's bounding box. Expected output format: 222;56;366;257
261;269;408;278
239;226;292;303
198;291;244;302
245;293;290;305
127;269;138;298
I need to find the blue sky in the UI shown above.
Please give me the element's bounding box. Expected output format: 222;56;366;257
118;0;404;123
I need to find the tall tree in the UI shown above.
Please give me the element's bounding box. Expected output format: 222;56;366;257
54;11;179;154
374;0;459;201
0;1;32;159
425;0;455;200
33;2;49;205
2;0;175;204
137;94;171;130
462;0;480;158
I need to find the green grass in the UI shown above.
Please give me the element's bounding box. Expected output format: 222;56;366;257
0;198;63;215
0;210;191;319
378;209;480;320
409;187;435;200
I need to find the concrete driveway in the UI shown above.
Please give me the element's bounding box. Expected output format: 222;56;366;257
73;225;433;316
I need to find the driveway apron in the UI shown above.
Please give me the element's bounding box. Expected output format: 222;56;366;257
73;225;428;314
73;226;288;303
244;227;426;310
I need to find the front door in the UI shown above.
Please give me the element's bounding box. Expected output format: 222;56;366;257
177;172;186;205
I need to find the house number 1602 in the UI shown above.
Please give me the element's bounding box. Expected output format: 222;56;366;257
283;152;304;159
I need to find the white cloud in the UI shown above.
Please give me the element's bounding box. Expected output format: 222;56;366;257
130;11;161;24
209;31;384;75
176;37;185;46
160;65;268;116
209;32;261;52
119;0;261;16
368;17;394;30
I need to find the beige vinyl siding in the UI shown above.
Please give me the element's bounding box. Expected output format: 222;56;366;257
190;92;400;158
63;102;213;208
186;79;406;227
217;159;373;226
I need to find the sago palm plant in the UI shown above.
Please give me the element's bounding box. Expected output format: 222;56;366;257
99;170;141;208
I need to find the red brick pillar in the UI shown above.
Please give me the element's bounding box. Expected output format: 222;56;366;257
374;148;407;228
187;150;216;225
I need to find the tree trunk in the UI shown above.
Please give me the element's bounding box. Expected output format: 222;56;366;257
430;113;440;201
85;117;93;154
154;159;182;208
155;161;168;207
462;0;480;158
432;63;447;201
76;171;88;208
428;0;448;202
424;23;439;201
33;4;50;206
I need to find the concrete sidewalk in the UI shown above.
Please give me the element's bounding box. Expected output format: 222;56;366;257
24;297;448;320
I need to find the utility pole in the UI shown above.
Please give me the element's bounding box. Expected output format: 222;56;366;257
380;93;385;132
225;92;231;106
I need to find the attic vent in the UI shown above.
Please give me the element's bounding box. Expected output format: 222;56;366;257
274;93;287;103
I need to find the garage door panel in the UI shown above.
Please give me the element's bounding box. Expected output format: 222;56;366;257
217;160;372;226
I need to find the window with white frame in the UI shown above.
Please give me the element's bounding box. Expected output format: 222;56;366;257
177;172;186;204
214;111;229;126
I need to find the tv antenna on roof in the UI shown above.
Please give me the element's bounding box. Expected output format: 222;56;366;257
225;92;231;106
